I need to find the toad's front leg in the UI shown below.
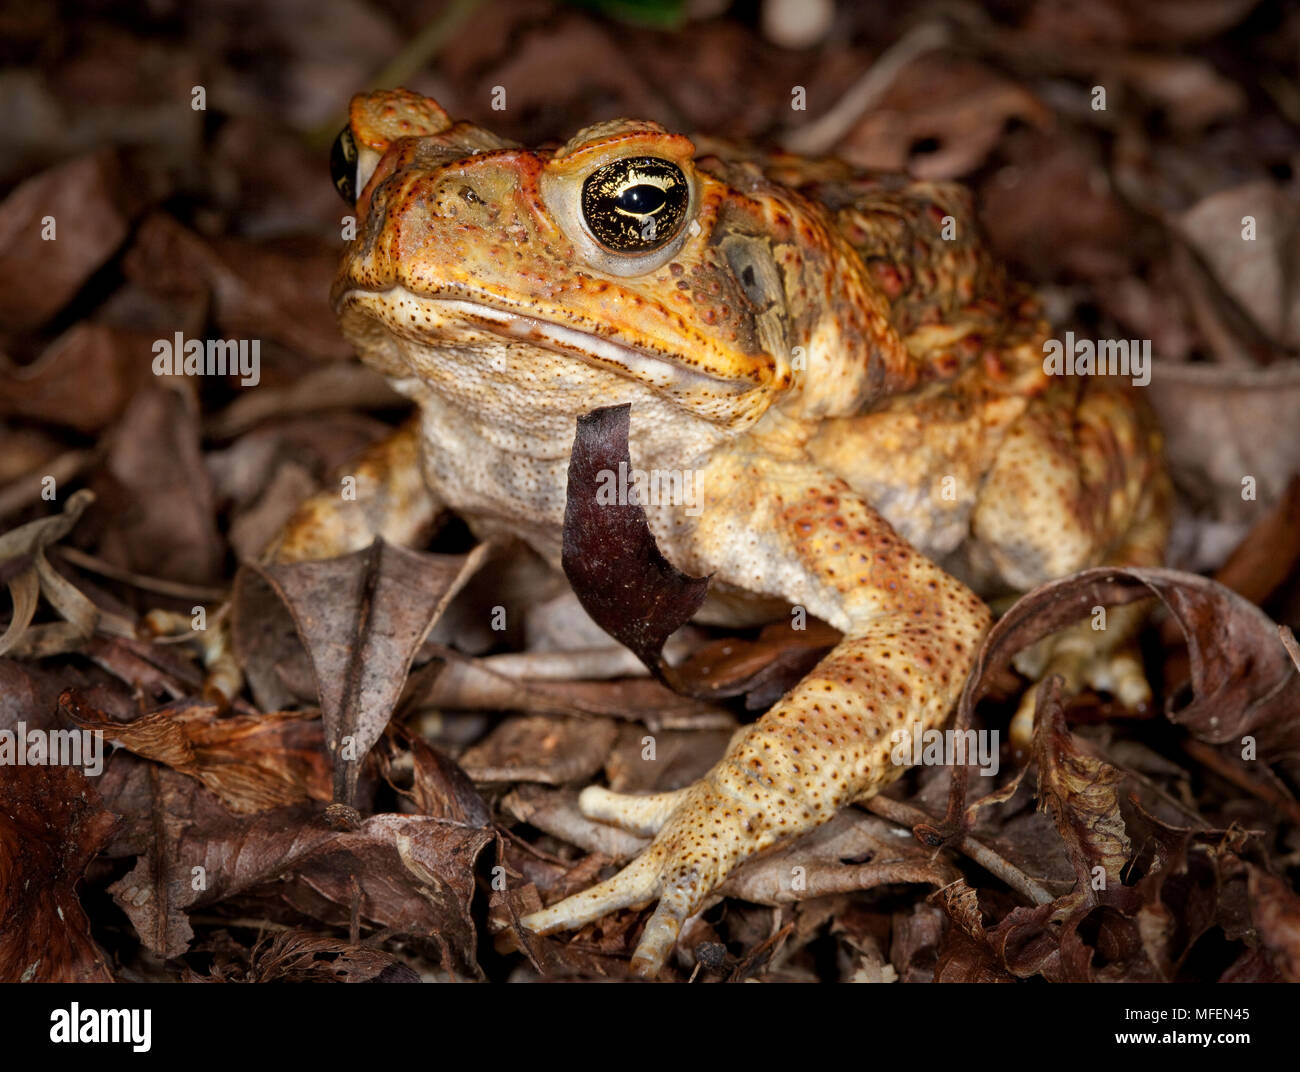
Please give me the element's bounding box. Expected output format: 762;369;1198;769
521;453;991;975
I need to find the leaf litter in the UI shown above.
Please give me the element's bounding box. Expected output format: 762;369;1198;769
0;0;1297;983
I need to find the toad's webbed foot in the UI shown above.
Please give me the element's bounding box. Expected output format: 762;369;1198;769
523;776;790;976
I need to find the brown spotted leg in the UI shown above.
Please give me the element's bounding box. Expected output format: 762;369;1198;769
522;452;991;975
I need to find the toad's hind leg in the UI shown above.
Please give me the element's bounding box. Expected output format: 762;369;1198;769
964;376;1170;749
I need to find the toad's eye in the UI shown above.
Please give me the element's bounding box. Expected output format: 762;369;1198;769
581;157;689;253
330;126;359;204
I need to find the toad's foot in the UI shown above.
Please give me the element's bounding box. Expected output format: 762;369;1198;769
1009;603;1152;752
141;607;241;706
521;771;806;977
575;785;693;838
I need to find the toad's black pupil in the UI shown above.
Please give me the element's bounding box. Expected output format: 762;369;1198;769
580;156;689;253
617;185;663;214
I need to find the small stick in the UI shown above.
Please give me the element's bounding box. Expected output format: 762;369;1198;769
781;22;952;156
865;794;1055;905
1180;737;1300;826
1280;624;1300;673
55;545;228;603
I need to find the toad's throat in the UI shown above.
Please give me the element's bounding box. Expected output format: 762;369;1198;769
339;287;752;394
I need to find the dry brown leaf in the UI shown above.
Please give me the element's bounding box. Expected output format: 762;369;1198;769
0;150;134;332
1033;677;1132;899
0;489;138;658
1247;865;1300;982
1175;181;1299;348
62;692;331;814
958;567;1300;772
561;403;710;686
0;323;151;435
839;54;1052;178
0;765;118;982
1213;474;1300;606
405;735;492;827
192;929;420;983
459;714;620;785
1151;362;1300;525
232;539;488;808
97;387;225;586
719;809;956;906
673;617;840;709
980;128;1146;279
121;213;351;365
108;768;493;972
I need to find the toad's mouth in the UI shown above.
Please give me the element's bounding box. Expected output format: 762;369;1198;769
338;287;755;394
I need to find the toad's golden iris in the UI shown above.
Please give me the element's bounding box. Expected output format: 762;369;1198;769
580;156;690;253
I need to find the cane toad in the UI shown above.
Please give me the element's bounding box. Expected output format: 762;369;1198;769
280;89;1168;976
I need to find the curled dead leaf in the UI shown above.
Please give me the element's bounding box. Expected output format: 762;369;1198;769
959;566;1300;772
0;489;135;658
561;403;710;685
62;691;331;814
231;538;488;807
108;768;494;972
